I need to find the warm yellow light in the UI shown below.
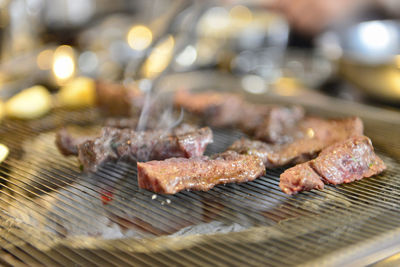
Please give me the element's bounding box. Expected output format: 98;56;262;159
54;55;74;79
395;55;400;69
37;49;54;70
127;25;153;51
142;35;175;78
0;144;9;163
52;45;75;82
229;5;253;23
274;77;301;96
387;68;400;95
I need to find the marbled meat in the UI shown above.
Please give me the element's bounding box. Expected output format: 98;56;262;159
229;117;363;168
279;135;386;195
78;126;213;172
55;128;94;156
137;151;266;194
174;90;304;135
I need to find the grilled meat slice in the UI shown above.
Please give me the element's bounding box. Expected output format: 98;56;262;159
174;90;305;136
229;117;364;168
137;151;265;194
55;128;94;156
174;90;244;127
312;135;386;185
231;102;271;133
280;136;386;195
254;106;305;143
299;117;364;144
279;162;325;195
78;126;213;172
255;115;362;145
56;124;199;157
229;138;323;169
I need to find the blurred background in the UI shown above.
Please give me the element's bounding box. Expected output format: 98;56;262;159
1;0;400;120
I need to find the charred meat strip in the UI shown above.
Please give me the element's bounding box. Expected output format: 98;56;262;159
137;151;265;194
279;162;325;194
230;117;363;168
229;138;323;169
279;135;386;195
236;103;271;134
255;115;362;144
55;128;94;156
174;90;304;135
174;90;244;127
254;106;305;143
56;124;199;157
78;126;213;172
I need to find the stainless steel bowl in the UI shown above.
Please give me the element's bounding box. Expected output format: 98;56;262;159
318;20;400;102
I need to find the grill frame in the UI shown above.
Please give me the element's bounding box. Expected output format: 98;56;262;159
1;82;400;266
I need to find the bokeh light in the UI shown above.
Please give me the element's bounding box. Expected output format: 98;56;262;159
37;49;54;70
142;35;174;78
52;45;75;83
127;25;153;51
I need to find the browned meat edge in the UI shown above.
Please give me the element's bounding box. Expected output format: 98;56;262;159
279;135;386;195
174;90;305;139
55;129;93;156
137;151;265;194
78;126;213;172
229;117;364;168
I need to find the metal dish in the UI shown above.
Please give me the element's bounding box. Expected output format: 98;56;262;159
318;20;400;102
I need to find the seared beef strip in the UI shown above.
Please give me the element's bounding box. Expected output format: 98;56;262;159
174;90;304;135
230;117;363;168
236;103;271;134
137;151;265;194
280;135;386;195
254;106;305;143
56;124;198;157
229;138;323;169
279;162;325;194
78;126;213;172
55;129;94;156
174;90;244;127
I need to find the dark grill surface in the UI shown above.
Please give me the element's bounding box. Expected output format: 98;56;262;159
0;108;400;266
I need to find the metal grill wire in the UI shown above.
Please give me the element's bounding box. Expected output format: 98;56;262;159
0;109;399;266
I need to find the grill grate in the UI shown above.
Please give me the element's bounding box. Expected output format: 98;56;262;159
0;108;400;266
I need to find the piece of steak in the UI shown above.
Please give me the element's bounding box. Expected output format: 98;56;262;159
137;151;265;194
255;115;362;145
55;129;94;156
229;138;324;169
174;90;244;127
300;116;364;144
279;162;325;195
279;135;386;195
254;106;305;143
230;117;364;168
174;90;304;134
56;124;198;156
78;126;213;172
236;103;272;133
